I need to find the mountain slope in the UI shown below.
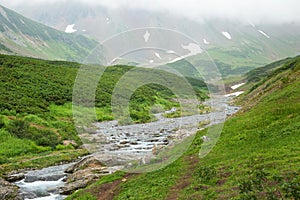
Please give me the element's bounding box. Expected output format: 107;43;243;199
0;5;98;62
67;56;300;199
12;2;300;75
0;54;208;176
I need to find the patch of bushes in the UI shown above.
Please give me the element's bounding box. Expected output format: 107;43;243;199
238;169;300;199
6;119;61;148
0;115;5;128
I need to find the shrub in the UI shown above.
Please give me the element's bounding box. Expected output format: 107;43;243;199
281;177;300;199
55;144;74;151
0;115;5;128
238;169;300;199
0;155;8;164
6;119;30;139
29;128;61;148
193;165;217;183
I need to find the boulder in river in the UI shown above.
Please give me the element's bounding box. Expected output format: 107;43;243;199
61;156;109;195
4;172;25;182
64;156;103;173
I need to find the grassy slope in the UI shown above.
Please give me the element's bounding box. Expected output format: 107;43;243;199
68;56;300;199
0;54;207;175
0;5;98;62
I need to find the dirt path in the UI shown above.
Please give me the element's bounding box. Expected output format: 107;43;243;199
91;173;134;200
166;155;199;200
96;179;123;200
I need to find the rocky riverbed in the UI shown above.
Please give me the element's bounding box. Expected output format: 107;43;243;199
14;163;73;200
6;97;239;199
80;98;239;170
7;156;121;200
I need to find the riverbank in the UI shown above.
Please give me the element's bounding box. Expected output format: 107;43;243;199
0;149;88;199
1;101;231;199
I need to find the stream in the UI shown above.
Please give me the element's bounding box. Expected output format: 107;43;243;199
13;96;240;200
14;163;73;200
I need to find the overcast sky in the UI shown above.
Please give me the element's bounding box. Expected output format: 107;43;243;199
1;0;300;24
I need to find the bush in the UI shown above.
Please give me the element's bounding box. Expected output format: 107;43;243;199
29;128;61;148
24;114;50;127
6;119;61;148
238;169;300;199
0;115;5;128
6;119;30;139
193;165;217;183
281;177;300;199
0;155;8;164
55;144;74;151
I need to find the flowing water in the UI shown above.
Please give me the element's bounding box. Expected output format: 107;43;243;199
15;163;73;200
14;97;239;199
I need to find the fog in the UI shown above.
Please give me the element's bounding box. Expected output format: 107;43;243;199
0;0;299;24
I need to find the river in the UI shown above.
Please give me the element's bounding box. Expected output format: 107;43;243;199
14;97;240;199
14;163;73;200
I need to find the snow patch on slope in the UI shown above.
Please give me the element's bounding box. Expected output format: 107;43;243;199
166;50;175;54
231;82;245;90
155;52;162;59
203;39;210;44
222;31;232;40
225;91;244;97
167;43;203;64
181;43;203;55
258;30;270;38
65;24;77;33
143;30;150;43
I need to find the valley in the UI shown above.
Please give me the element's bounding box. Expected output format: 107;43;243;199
1;53;299;200
67;55;300;200
0;1;299;200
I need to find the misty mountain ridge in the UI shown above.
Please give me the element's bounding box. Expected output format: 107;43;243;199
11;1;300;76
0;4;98;62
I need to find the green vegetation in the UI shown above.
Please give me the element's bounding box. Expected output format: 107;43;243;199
66;171;127;200
0;5;98;62
167;51;260;80
0;54;207;174
245;57;293;83
68;56;300;199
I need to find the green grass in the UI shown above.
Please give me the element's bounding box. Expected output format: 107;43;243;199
0;54;208;175
0;148;88;176
66;171;126;200
0;5;98;62
66;55;300;199
177;55;300;199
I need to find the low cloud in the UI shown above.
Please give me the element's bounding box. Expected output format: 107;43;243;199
1;0;300;24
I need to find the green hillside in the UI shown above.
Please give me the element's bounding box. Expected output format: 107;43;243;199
0;5;98;62
0;54;207;174
68;56;300;199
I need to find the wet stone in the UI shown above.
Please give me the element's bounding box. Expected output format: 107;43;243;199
130;141;138;145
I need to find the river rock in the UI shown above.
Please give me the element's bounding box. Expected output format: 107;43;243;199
61;156;107;195
63;140;77;147
130;140;138;145
0;177;22;200
25;174;66;182
4;173;25;182
60;177;94;195
120;140;129;145
65;156;103;173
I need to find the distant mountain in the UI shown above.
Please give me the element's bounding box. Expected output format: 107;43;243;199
12;1;300;76
0;5;98;62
